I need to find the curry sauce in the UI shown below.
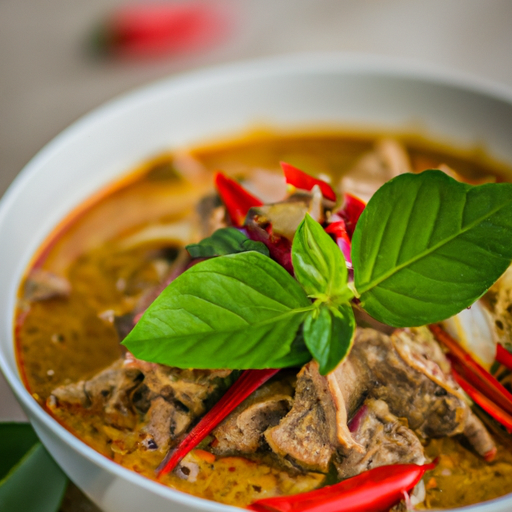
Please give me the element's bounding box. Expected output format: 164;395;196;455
15;131;512;509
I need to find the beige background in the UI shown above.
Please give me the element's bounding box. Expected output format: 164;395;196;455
1;0;512;443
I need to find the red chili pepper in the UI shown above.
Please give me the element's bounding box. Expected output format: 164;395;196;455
158;369;279;476
451;366;512;433
496;344;512;371
484;446;498;463
248;461;436;512
280;162;337;202
214;172;263;227
336;193;366;238
325;220;352;265
96;2;230;59
428;324;512;416
245;222;294;275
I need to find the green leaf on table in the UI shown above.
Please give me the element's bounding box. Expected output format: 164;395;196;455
292;214;351;301
303;303;356;375
123;251;313;369
352;170;512;326
186;228;269;258
0;423;68;512
0;423;38;482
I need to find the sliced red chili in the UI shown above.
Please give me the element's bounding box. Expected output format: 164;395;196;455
280;162;337;202
158;369;279;476
484;446;498;463
248;461;436;512
325;220;351;265
496;344;512;371
429;324;512;416
336;193;366;238
97;3;229;59
214;172;263;227
245;221;294;275
451;366;512;433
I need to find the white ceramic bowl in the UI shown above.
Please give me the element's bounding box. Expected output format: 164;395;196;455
2;54;512;512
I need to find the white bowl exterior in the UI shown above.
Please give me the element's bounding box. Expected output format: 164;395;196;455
1;54;512;512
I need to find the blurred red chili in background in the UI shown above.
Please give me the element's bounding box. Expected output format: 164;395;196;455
280;162;337;202
95;2;232;59
215;172;263;227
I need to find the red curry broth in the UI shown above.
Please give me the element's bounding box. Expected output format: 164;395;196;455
15;131;512;508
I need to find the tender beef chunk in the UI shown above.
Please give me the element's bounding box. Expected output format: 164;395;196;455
265;362;341;472
326;350;371;452
463;411;496;459
23;269;71;302
141;365;232;417
263;327;471;471
142;396;192;450
353;328;469;438
48;359;143;427
335;398;425;479
212;377;294;456
49;356;233;451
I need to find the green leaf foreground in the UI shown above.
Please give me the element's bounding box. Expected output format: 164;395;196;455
123;251;314;369
303;303;355;375
186;227;269;258
292;214;356;374
0;423;68;512
292;214;351;302
125;170;512;374
352;170;512;326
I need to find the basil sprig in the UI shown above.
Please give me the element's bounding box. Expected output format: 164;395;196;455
124;171;512;374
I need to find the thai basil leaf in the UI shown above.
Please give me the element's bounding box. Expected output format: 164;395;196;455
292;214;349;300
352;170;512;326
0;423;68;512
186;227;269;258
123;251;313;369
303;303;355;375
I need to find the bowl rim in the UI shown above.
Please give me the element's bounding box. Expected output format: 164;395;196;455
1;52;512;511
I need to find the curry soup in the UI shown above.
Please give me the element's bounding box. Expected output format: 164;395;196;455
15;131;512;509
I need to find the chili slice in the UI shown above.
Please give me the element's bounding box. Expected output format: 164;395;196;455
248;461;436;512
336;193;366;238
280;162;337;202
325;220;351;265
428;324;512;416
215;172;263;227
496;344;512;371
158;368;279;476
451;366;512;433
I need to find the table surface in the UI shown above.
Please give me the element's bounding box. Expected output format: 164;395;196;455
1;0;512;509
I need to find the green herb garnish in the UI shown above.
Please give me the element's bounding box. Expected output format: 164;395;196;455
123;171;512;374
186;227;269;258
124;251;313;369
353;170;512;326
